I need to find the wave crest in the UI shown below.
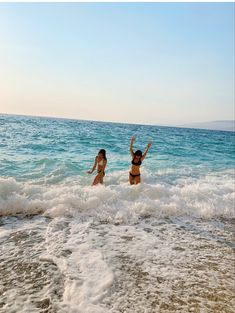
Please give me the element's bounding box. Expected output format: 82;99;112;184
0;170;234;221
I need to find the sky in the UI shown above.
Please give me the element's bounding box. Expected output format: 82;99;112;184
0;2;234;125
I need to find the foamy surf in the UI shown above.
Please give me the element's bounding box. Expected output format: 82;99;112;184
1;115;234;312
0;169;234;220
1;214;234;313
1;172;234;312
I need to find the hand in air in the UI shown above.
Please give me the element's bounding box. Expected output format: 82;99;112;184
147;142;152;148
131;136;136;142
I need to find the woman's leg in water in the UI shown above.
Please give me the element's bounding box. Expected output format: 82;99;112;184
92;173;104;186
134;175;141;185
129;174;135;185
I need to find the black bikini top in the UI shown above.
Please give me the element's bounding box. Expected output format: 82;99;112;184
132;158;142;166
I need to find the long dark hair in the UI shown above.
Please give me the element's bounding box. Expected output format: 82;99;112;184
99;149;107;161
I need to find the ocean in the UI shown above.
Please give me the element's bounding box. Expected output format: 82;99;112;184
0;114;234;313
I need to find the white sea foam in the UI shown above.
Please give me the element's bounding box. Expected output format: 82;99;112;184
41;220;114;313
1;170;234;312
0;169;234;220
1;114;234;312
37;215;234;313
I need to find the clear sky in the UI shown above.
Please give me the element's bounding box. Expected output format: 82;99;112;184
0;3;234;125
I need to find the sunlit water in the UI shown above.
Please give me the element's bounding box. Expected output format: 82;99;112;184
0;114;234;313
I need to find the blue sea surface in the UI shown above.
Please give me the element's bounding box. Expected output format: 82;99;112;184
0;114;235;313
0;114;234;184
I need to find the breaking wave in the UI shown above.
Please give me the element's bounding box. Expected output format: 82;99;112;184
1;169;234;222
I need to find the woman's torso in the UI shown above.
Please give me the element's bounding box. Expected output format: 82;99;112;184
130;158;142;175
97;157;105;171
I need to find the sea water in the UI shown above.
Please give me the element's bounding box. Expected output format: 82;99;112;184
0;114;234;313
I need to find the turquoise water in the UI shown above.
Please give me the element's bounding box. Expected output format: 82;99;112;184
0;114;234;313
1;114;234;184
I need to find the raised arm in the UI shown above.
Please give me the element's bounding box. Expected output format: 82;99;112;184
87;156;98;174
130;136;135;158
141;142;152;161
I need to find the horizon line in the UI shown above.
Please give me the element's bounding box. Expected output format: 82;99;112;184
1;112;234;132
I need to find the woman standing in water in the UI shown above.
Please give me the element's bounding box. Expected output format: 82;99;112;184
87;149;107;185
129;137;151;185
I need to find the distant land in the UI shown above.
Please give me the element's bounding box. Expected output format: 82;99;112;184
179;120;235;132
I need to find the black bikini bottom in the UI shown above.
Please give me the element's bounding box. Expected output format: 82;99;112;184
98;171;105;176
129;172;140;178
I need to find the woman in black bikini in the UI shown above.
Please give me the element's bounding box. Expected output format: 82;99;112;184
129;137;151;185
87;149;107;185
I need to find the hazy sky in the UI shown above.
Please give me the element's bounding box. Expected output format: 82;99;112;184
0;3;234;125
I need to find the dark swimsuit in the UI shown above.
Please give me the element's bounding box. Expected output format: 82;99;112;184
129;159;142;178
98;170;105;176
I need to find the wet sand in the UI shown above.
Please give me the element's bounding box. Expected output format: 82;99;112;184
0;215;234;313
